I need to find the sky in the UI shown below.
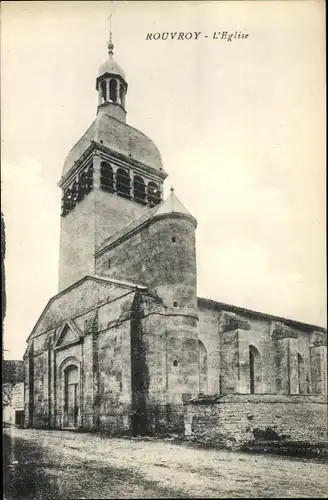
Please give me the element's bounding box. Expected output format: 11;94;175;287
1;0;326;360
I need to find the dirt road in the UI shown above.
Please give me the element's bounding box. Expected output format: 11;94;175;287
4;428;328;499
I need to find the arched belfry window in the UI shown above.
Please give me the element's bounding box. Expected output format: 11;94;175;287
77;171;87;202
148;182;161;206
100;162;114;192
249;345;262;394
134;175;146;204
101;81;107;103
109;79;117;102
71;182;78;209
61;189;70;216
116;168;130;198
86;165;93;193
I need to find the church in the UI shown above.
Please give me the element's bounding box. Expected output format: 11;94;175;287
24;33;327;442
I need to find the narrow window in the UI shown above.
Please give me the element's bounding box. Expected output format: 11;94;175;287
171;236;176;243
107;259;111;269
148;181;161;206
100;162;114;192
116;168;130;198
173;360;178;367
101;81;107;103
119;84;125;105
134;175;146;204
109;79;117;102
297;353;306;394
173;301;178;308
249;345;262;394
198;340;208;394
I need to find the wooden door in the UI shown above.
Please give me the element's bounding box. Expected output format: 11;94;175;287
64;365;79;428
66;384;77;428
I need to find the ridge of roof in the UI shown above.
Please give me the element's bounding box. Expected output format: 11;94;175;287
197;296;327;332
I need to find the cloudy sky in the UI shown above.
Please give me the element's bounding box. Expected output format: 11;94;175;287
2;0;326;360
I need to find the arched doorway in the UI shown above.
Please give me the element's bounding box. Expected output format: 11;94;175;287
64;365;79;428
249;345;262;394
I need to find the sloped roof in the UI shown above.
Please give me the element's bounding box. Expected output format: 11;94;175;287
27;275;147;342
154;188;193;217
98;56;126;80
97;189;197;255
197;297;327;333
62;113;164;177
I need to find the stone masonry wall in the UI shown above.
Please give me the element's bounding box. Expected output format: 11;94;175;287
97;216;197;310
197;301;326;397
187;394;328;448
198;305;221;394
25;278;137;434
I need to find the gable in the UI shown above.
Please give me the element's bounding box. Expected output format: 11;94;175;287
53;319;82;350
28;275;143;341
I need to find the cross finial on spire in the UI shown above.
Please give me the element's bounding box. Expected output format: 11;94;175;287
107;1;116;57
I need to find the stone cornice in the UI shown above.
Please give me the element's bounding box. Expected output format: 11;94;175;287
92;141;168;180
221;313;251;332
97;102;127;115
198;297;326;334
272;322;298;339
58;142;96;188
310;330;327;347
58;140;168;189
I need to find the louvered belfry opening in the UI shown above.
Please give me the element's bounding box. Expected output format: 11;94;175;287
61;163;94;217
116;168;131;198
148;181;161;206
61;155;163;217
100;161;114;192
134;175;146;204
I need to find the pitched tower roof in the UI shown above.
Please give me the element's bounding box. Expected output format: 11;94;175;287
96;188;197;254
154;186;193;217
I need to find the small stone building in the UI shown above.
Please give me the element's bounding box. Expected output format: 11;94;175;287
24;36;327;439
3;360;25;427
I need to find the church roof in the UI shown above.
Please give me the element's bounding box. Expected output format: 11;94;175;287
154;187;193;217
62;113;164;177
97;189;196;255
197;297;327;333
26;275;147;344
98;56;126;80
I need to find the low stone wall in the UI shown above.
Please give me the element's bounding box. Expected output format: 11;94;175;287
185;394;328;449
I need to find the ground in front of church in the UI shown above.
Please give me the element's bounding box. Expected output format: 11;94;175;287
3;427;327;499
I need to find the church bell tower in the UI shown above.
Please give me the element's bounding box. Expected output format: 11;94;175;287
58;30;167;292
